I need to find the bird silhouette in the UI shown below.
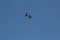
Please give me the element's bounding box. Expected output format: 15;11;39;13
25;12;32;19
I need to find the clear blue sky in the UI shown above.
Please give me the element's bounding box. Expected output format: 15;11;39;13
0;0;60;40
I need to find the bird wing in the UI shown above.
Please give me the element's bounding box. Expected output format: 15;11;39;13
29;15;32;18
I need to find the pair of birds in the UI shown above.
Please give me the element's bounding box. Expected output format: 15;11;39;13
25;12;32;19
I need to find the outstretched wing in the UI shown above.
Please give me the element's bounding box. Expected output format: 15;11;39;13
25;13;29;17
25;13;28;17
29;15;32;18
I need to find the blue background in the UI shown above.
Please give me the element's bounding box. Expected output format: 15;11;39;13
0;0;60;40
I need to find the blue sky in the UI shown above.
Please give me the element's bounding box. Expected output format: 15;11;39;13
0;0;60;40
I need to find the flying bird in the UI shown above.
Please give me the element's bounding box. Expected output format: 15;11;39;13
25;12;32;19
